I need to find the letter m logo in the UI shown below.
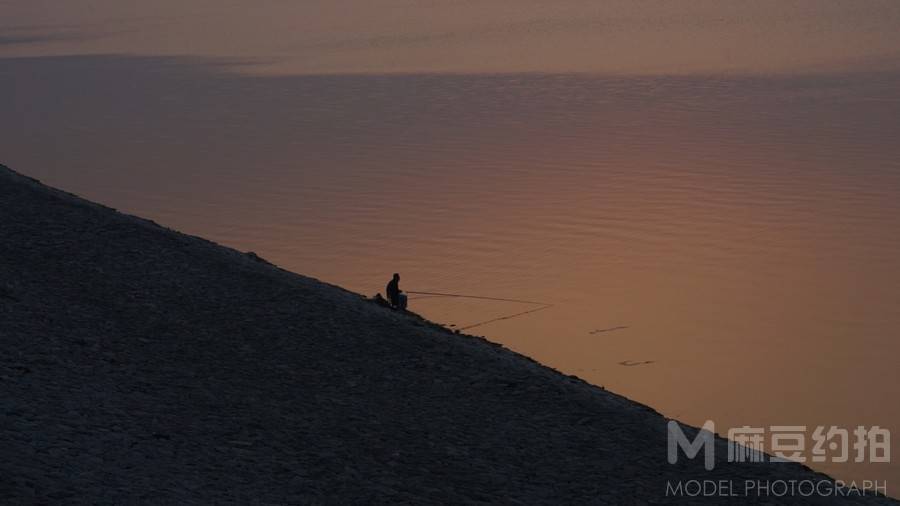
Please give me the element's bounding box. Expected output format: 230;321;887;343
668;420;715;470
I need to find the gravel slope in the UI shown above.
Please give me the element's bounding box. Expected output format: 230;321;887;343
0;164;894;504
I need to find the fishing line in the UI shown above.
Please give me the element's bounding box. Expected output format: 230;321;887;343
404;290;553;331
458;303;553;331
405;291;547;306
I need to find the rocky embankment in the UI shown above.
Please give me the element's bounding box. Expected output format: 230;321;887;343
0;164;894;504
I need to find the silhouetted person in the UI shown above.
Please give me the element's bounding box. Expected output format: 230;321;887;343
386;273;406;309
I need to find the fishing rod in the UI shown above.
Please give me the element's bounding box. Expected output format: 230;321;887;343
405;290;547;306
404;290;553;331
458;303;553;331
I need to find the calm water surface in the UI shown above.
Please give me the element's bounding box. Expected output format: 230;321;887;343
3;0;899;488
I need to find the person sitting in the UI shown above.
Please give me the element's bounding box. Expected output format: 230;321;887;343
385;273;407;310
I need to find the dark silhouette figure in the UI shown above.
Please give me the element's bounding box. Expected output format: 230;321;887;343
385;273;406;309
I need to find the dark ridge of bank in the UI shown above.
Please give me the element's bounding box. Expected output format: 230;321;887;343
0;164;893;505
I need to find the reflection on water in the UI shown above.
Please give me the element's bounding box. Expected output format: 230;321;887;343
3;54;900;486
